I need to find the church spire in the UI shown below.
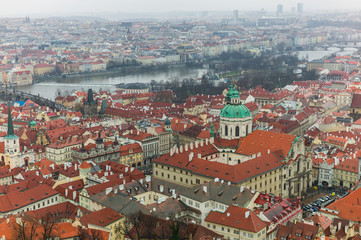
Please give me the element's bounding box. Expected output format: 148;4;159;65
210;123;215;138
7;105;15;136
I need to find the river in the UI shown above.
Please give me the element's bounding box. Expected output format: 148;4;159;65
298;47;358;61
15;66;208;100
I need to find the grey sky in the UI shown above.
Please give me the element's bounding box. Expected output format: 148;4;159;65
1;0;361;16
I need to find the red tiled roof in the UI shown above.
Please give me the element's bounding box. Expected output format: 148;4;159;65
236;130;295;157
80;208;123;227
205;205;266;232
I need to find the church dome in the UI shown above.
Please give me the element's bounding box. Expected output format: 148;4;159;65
165;118;171;126
29;120;36;127
220;103;251;118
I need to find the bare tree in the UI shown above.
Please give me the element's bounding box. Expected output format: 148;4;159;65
78;227;104;240
11;214;38;240
40;213;57;239
114;211;145;240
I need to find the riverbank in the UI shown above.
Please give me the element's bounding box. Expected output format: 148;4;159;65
16;65;208;100
33;62;205;83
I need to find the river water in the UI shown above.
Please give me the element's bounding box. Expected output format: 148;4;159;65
298;47;358;61
16;47;359;100
15;66;208;100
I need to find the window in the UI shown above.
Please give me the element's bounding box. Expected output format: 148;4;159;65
248;233;254;238
188;200;193;205
195;202;200;208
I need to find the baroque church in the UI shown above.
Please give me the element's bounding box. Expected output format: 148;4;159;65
219;84;252;139
0;106;34;168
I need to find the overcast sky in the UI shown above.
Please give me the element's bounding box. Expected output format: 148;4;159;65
1;0;361;17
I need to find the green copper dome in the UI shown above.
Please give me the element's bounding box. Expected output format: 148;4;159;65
30;120;36;127
220;104;251;118
165;118;171;126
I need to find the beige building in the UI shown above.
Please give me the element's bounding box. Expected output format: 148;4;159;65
46;138;82;164
7;69;33;86
334;158;359;189
119;143;143;167
205;205;267;240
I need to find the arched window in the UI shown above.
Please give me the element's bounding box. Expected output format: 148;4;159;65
230;127;232;136
225;126;228;136
1;156;4;162
246;126;249;136
235;126;240;137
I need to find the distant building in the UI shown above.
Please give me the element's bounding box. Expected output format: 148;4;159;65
277;4;283;15
297;2;303;14
233;10;239;24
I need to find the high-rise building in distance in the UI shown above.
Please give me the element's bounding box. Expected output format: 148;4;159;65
297;2;303;14
233;10;239;24
277;4;283;15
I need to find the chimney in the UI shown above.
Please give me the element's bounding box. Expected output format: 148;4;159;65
210;137;214;144
190;142;194;150
131;167;134;172
106;187;112;195
65;189;68;196
245;211;250;219
267;149;270;154
195;141;199;148
200;141;204;147
73;191;76;200
338;221;342;231
228;181;231;186
175;148;179;154
114;188;118;194
240;186;244;192
146;175;151;182
170;148;174;156
227;213;230;217
159;185;164;192
203;186;207;193
189;152;194;162
180;145;183;153
205;138;209;145
119;184;124;191
185;144;189;152
197;153;201;158
214;178;219;182
125;167;129;172
75;164;78;171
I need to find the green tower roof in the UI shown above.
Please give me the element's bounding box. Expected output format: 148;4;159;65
165;118;171;126
210;123;215;137
5;106;17;139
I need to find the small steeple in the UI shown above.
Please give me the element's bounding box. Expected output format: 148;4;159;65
210;123;215;138
80;142;86;152
96;131;103;144
113;136;119;146
7;105;15;136
87;89;95;104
